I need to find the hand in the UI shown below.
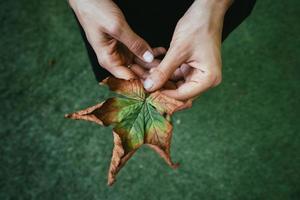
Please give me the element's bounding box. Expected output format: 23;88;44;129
143;0;233;100
69;0;155;80
130;49;194;111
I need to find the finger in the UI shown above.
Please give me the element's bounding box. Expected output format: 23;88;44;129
116;24;154;63
161;81;209;101
180;64;192;77
143;46;187;92
174;99;193;112
89;36;137;80
171;64;192;81
106;65;137;80
171;68;184;81
134;47;166;69
130;64;177;89
130;64;148;79
161;70;213;100
173;80;195;111
152;47;166;57
134;58;161;70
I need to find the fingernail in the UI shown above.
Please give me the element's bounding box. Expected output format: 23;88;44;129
143;51;154;63
143;78;154;90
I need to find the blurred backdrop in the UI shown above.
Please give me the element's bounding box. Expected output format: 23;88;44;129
0;0;299;199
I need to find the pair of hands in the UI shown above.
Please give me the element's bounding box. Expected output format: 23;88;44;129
70;0;232;108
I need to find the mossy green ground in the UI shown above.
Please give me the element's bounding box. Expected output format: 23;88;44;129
1;0;299;199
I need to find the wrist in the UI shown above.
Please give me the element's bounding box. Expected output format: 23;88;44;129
184;0;231;36
194;0;233;16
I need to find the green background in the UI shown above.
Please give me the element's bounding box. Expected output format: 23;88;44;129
1;0;299;199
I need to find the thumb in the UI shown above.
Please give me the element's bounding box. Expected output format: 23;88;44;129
143;47;186;92
117;24;154;63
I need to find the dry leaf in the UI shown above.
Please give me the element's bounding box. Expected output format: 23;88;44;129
65;77;183;185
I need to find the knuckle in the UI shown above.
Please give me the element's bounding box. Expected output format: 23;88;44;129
95;52;107;69
97;58;106;69
205;70;222;87
106;20;124;36
204;71;216;82
186;101;193;109
213;75;222;87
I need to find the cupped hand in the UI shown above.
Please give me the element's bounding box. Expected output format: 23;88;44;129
69;0;155;80
143;0;233;101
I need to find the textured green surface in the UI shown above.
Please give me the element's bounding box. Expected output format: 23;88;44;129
1;0;299;199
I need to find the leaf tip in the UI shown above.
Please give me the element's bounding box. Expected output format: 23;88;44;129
64;113;74;119
107;178;116;186
100;77;109;86
170;162;180;169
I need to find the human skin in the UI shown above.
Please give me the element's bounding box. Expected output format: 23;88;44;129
143;0;233;101
70;0;233;105
69;0;159;79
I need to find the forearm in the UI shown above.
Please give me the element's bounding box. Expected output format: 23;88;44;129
179;0;233;38
193;0;233;20
195;0;233;12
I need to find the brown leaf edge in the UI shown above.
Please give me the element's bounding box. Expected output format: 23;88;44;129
65;103;137;186
65;103;179;185
64;79;183;185
107;132;136;186
146;116;179;169
100;77;145;100
64;102;104;125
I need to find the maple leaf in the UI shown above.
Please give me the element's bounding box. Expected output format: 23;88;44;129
65;77;184;185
